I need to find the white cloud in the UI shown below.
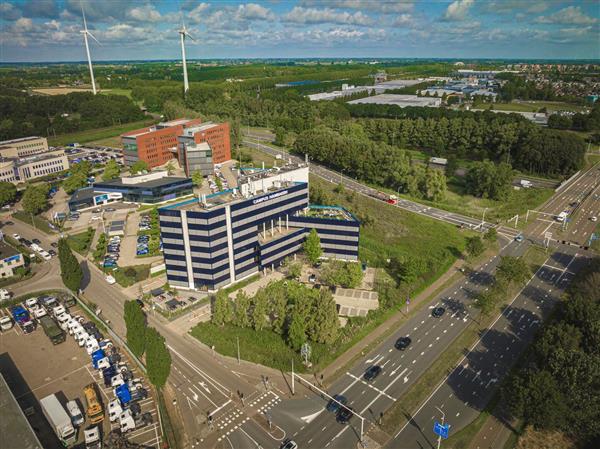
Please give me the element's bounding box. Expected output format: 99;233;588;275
14;17;34;32
127;4;162;23
300;0;413;14
187;3;210;24
484;1;549;15
44;19;60;30
0;2;21;20
393;14;414;27
235;3;275;21
559;26;593;37
535;6;597;25
443;0;474;21
284;6;373;26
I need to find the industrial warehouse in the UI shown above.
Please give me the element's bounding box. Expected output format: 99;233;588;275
158;163;360;291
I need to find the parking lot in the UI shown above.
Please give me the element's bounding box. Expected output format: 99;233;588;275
63;145;123;166
0;293;162;448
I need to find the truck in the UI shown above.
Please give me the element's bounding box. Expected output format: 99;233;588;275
119;408;153;434
520;179;532;188
84;426;102;449
91;349;110;370
39;315;66;345
83;383;105;424
114;382;147;407
556;211;569;222
10;305;35;333
0;288;11;301
39;394;77;446
370;191;397;205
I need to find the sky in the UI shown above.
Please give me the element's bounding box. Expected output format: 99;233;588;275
0;0;599;62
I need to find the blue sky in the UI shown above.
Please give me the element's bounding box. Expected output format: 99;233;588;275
1;1;599;62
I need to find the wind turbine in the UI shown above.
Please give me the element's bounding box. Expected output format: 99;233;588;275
80;4;100;95
178;21;194;94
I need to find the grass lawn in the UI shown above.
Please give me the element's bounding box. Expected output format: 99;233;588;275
48;119;155;147
236;145;279;168
88;135;124;149
100;88;133;99
112;264;151;288
12;210;55;234
66;228;95;256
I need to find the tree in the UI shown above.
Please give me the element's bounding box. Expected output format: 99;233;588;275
483;228;497;244
191;170;203;187
322;260;364;288
212;291;233;326
496;256;530;287
422;168;447;201
287;307;308;351
465;161;513;201
58;238;83;292
287;262;301;280
130;160;149;175
474;289;499;318
0;181;16;207
145;327;171;389
466;236;485;258
102;159;120;181
251;292;269;331
63;173;88;194
389;256;425;286
233;291;251;328
22;184;48;215
303;229;322;265
308;290;339;344
166;160;175;175
124;300;146;357
215;176;223;191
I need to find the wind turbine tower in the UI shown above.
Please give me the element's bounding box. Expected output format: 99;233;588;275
178;23;194;94
80;5;100;95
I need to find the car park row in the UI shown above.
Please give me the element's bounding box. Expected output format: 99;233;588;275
1;293;159;447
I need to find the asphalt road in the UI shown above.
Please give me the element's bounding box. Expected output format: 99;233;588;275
242;138;520;240
265;237;527;449
389;248;587;449
526;163;600;246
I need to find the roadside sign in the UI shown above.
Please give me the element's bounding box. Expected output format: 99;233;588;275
544;232;553;239
434;421;450;439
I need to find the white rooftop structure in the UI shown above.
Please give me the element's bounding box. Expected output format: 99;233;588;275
348;94;442;108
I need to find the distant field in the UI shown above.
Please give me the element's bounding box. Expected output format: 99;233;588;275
88;135;123;149
33;87;94;95
48;119;155;147
481;101;588;113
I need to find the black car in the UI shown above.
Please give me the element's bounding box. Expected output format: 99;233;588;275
50;242;58;248
48;250;57;256
364;365;382;382
136;299;145;308
32;238;41;245
22;239;32;246
432;307;446;318
395;336;412;350
336;406;354;424
326;395;347;413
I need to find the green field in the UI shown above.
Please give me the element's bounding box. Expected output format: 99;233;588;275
100;88;133;99
13;211;55;234
236;145;279;168
48;119;155;147
476;100;588;113
66;228;95;256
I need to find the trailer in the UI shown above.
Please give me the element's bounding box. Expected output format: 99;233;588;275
39;394;77;446
39;315;66;345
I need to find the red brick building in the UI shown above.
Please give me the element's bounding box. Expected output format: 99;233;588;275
120;118;231;169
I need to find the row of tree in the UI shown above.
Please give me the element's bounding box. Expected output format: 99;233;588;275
547;104;600;132
0;91;145;140
504;258;600;446
58;239;83;293
124;300;172;389
293;124;448;201
212;279;340;349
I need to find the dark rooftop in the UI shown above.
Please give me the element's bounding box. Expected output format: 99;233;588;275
95;176;191;190
0;241;20;259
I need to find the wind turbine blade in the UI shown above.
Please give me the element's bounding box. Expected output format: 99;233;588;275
81;5;88;30
185;31;195;41
87;31;101;45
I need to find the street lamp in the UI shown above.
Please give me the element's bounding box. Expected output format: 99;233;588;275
435;406;446;449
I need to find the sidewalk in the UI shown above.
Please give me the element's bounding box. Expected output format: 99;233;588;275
320;258;466;383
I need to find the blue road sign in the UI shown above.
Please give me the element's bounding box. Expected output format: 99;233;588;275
434;421;450;439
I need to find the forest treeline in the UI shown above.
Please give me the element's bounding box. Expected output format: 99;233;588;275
0;91;144;140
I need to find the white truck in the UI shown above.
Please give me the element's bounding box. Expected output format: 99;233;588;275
84;426;102;449
0;288;11;301
520;179;532;188
556;211;569;222
119;409;153;433
40;394;77;446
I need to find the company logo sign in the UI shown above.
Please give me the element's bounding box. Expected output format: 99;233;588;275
252;190;288;205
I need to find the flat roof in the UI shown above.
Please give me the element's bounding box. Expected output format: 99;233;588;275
95;176;191;190
0;373;42;449
348;94;441;107
0;241;20;259
69;186;96;203
301;205;357;222
0;136;43;145
14;151;66;166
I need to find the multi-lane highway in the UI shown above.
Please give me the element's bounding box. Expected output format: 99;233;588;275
390;248;587;448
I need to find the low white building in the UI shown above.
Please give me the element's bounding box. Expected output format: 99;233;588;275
348;94;442;108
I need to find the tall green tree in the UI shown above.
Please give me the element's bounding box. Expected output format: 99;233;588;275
308;290;340;344
233;291;251;328
124;300;146;357
251;292;269;331
466;236;485;258
102;159;120;181
483;228;498;244
496;256;530;287
0;181;17;207
22;184;48;215
191;170;203;187
165;160;175;175
57;238;83;292
303;229;322;265
212;291;233;326
145;327;171;389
